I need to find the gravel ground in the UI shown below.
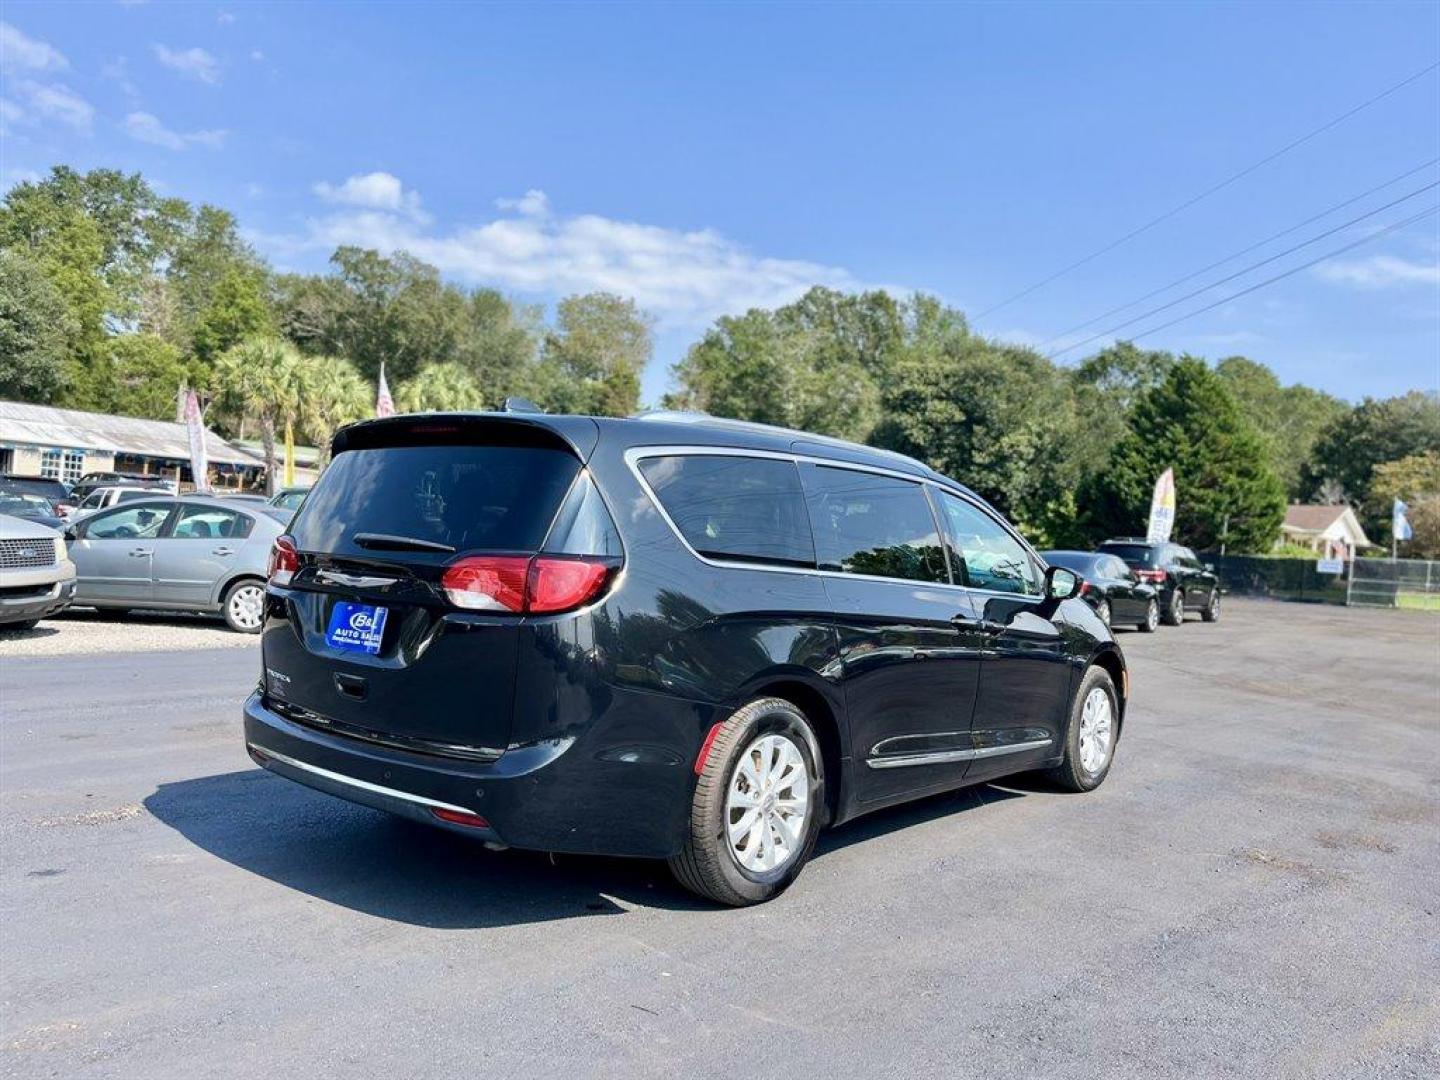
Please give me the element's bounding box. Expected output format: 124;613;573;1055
0;598;1436;1079
0;608;256;658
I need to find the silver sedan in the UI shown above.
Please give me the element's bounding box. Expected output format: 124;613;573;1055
66;495;286;633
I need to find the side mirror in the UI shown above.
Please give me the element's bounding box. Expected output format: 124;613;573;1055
1045;565;1083;601
63;526;77;542
1204;562;1215;572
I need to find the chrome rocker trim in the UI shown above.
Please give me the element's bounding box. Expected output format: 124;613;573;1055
866;738;1054;770
248;743;476;815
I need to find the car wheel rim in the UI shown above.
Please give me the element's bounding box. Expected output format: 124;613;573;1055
726;733;809;874
1173;594;1184;620
1147;601;1159;630
1077;688;1114;775
229;585;264;630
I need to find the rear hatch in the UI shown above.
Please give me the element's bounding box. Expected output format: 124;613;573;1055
261;416;608;760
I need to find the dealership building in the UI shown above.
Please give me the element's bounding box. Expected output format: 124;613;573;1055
0;400;264;489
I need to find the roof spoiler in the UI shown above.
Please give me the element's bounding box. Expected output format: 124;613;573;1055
503;397;545;414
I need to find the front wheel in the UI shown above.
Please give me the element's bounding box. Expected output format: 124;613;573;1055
1162;588;1185;626
1138;598;1160;632
669;698;824;906
222;579;266;634
1045;666;1120;792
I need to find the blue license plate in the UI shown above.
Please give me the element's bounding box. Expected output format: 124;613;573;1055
326;602;389;655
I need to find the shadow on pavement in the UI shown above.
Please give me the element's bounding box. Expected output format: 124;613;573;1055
146;767;1021;926
0;623;60;640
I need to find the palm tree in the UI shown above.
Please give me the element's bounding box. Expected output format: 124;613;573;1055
213;337;306;494
397;361;486;413
299;354;371;465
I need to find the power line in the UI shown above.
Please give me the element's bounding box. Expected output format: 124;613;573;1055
975;60;1440;319
1036;156;1440;350
1045;178;1439;359
1118;204;1439;346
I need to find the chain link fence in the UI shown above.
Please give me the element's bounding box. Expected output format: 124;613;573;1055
1209;555;1440;609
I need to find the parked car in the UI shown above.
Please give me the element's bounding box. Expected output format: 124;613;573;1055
217;493;272;505
244;411;1129;906
66;495;285;632
269;486;311;512
0;474;75;517
68;486;166;522
1097;539;1221;625
0;491;68;531
1040;550;1160;632
68;472;174;505
0;514;76;631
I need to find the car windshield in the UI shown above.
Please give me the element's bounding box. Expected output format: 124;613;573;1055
0;493;54;516
1100;543;1159;566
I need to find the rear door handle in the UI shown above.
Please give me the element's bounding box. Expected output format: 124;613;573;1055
212;547;234;556
128;549;153;558
952;613;1005;634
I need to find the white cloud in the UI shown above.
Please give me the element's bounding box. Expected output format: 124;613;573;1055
9;81;93;133
0;22;68;71
244;181;264;198
268;182;865;329
1;166;41;192
1313;254;1440;290
218;11;236;24
152;44;220;84
0;97;23;132
123;110;227;150
313;171;426;220
250;49;264;62
495;189;550;217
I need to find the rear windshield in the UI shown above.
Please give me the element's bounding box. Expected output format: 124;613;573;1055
1099;543;1159;566
1042;552;1098;572
292;445;581;559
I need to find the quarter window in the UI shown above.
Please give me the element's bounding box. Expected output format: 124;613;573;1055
638;454;814;567
800;465;948;584
935;491;1041;595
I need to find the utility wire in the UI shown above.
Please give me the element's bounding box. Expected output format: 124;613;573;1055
975;61;1440;319
1045;178;1440;358
1117;204;1439;346
1036;156;1440;350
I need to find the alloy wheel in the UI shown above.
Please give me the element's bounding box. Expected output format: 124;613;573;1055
1146;599;1160;631
1077;687;1114;775
725;733;809;874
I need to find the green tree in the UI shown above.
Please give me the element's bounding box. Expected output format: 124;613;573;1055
1301;391;1440;534
535;293;650;416
397;362;486;413
1369;451;1440;557
1090;358;1286;551
1068;343;1176;482
0;249;74;402
189;265;272;364
213;337;308;493
107;333;192;419
297;355;371;464
1216;356;1346;498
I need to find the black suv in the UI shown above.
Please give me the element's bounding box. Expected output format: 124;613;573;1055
244;412;1129;905
1098;539;1220;626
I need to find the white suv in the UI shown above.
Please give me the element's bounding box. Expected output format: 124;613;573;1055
0;514;76;631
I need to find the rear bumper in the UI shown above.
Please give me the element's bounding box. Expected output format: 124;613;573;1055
243;690;696;857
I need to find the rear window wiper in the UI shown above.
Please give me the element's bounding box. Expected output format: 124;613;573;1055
352;532;457;554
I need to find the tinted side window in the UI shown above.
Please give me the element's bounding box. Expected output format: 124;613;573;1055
639;455;814;567
936;491;1041;595
801;465;948;584
171;504;254;540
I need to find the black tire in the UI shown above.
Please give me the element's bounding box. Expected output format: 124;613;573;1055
1162;588;1185;626
1094;599;1111;628
1137;597;1160;632
1201;590;1221;623
221;578;266;634
1045;666;1120;793
91;607;132;619
668;697;824;907
1;619;39;633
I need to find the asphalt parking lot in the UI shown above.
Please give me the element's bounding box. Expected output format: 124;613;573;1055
1;598;1436;1079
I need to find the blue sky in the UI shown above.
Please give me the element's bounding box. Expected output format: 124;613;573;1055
2;1;1437;405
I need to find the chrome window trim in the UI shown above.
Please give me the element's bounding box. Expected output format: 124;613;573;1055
866;737;1053;770
623;444;1049;603
249;744;477;815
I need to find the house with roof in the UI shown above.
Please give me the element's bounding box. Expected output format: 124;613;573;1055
0;400;263;490
1279;504;1372;560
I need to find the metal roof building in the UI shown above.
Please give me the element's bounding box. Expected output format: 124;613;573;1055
0;400;262;486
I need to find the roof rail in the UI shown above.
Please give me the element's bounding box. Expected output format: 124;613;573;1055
631;409;917;463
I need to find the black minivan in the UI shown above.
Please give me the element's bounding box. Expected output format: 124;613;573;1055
244;411;1129;905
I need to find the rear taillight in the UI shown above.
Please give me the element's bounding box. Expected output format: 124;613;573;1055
440;554;614;614
1136;568;1166;584
1078;580;1091;596
268;535;299;585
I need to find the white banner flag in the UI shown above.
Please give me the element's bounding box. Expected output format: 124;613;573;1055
184;389;210;493
1146;468;1175;543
